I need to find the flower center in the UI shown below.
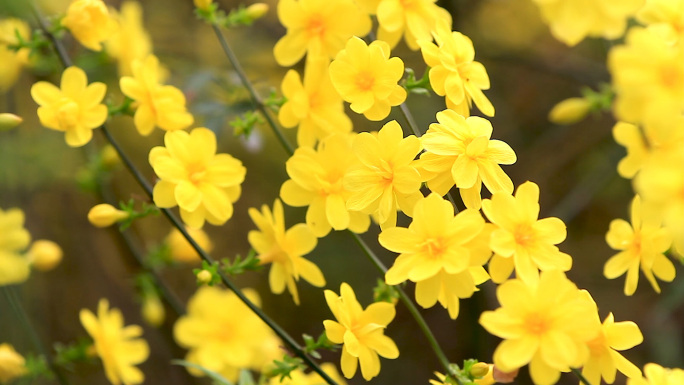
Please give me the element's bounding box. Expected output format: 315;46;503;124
660;64;683;89
355;71;375;91
422;238;446;259
306;15;326;38
56;100;80;130
524;314;550;336
513;225;534;247
187;163;207;185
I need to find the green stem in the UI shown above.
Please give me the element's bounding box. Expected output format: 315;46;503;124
349;232;453;375
211;24;295;156
2;286;69;385
571;368;593;385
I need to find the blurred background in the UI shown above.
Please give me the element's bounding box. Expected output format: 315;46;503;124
0;0;682;384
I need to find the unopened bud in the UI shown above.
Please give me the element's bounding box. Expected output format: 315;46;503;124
141;296;165;327
196;269;212;284
470;362;490;378
548;97;591;125
194;0;213;11
87;204;129;228
245;3;268;20
0;343;27;383
0;113;22;131
26;240;63;271
100;145;120;169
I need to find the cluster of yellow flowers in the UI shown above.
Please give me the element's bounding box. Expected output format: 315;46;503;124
2;0;682;384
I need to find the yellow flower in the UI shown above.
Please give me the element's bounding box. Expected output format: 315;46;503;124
0;207;31;286
613;122;648;179
120;55;194;136
604;195;674;295
174;286;281;382
482;181;571;284
329;37;406;121
380;193;491;319
419;21;494;117
31;66;108;147
87;203;130;228
548;97;591;125
376;0;452;50
278;58;352;147
323;283;399;380
608;27;684;127
628;363;684;385
0;18;31;92
193;0;213;11
80;299;150;385
106;1;153;76
479;270;600;385
26;240;63;271
637;0;684;44
582;313;643;385
141;295;165;327
166;226;213;263
0;343;26;384
273;0;371;66
530;0;644;46
418;109;516;209
266;363;347;385
280;134;370;237
248;199;324;304
343;121;423;229
149;128;246;229
62;0;117;51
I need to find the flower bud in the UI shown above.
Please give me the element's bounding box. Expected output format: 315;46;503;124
167;227;213;263
548;97;591;125
87;204;129;228
196;269;212;284
100;145;121;169
0;113;22;131
470;362;490;378
26;240;63;271
194;0;213;11
141;296;165;327
245;3;269;21
0;343;27;384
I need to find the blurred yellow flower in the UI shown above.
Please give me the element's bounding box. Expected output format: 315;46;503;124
582;312;643;385
26;240;63;271
628;363;684;385
120;55;194;136
273;0;371;66
418;110;516;209
376;0;452;50
530;0;644;46
31;66;108;147
380;193;491;319
80;299;150;385
0;343;26;384
62;0;117;51
141;295;165;327
343;121;423;229
248;199;324;304
609;27;684;127
193;0;213;11
278;58;352;147
174;286;281;382
106;1;153;76
329;37;406;121
604;195;674;295
0;18;31;92
548;97;591;125
419;21;494;117
280;134;370;237
482;181;571;284
0;207;31;286
637;0;684;44
87;203;129;228
323;282;399;380
479;270;600;385
149;128;246;229
166;226;213;263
